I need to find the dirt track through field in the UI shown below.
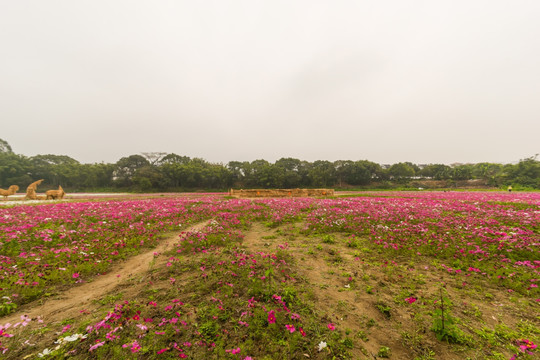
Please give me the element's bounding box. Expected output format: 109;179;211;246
1;221;211;326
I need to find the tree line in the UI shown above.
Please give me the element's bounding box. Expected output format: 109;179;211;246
1;139;538;191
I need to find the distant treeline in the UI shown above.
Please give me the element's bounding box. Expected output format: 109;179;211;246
1;139;539;191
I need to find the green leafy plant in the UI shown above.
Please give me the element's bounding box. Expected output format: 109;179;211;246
0;298;17;316
378;346;391;357
376;301;392;318
431;288;468;344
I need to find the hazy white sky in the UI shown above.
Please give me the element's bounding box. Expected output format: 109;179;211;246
1;1;539;165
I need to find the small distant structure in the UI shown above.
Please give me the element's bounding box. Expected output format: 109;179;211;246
46;185;66;200
229;188;334;198
25;179;44;200
0;185;19;200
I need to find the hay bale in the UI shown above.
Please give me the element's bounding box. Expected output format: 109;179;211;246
229;188;334;198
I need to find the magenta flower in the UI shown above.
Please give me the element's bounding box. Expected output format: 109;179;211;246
61;324;71;333
122;340;142;353
268;310;276;324
405;297;417;304
327;323;335;330
518;339;537;352
285;324;296;333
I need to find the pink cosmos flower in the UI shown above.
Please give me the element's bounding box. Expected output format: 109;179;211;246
405;297;417;304
122;340;142;353
61;325;71;333
518;339;537;352
327;323;335;330
0;329;13;338
285;324;296;333
268;310;276;324
89;340;105;351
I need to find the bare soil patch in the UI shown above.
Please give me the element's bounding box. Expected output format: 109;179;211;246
241;222;534;359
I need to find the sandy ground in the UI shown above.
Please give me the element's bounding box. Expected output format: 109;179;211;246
0;193;131;207
0;192;226;207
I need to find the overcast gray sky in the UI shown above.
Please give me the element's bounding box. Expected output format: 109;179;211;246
1;1;539;165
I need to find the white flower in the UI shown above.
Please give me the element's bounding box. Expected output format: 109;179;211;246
55;333;87;345
64;334;80;342
318;341;327;351
344;284;350;288
38;348;51;357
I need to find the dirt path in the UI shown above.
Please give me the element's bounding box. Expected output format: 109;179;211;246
1;221;210;326
241;223;413;359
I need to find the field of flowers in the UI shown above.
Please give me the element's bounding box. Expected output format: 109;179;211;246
0;192;538;359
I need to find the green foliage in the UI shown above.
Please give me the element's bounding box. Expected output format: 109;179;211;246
0;138;13;153
389;162;416;182
1;140;540;191
431;289;469;344
321;234;336;244
377;346;392;357
376;301;392;318
0;298;17;316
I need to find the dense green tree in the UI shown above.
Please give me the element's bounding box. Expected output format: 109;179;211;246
388;162;416;182
309;160;336;187
160;163;183;188
227;161;248;186
275;158;303;188
87;163;115;189
472;163;503;184
403;162;421;175
1;141;538;191
30;155;80;187
451;164;474;181
502;156;540;188
358;160;384;181
0;138;13;153
420;164;452;180
0;152;32;187
334;160;353;187
248;160;276;188
204;163;232;189
334;160;372;186
114;155;151;187
133;165;163;190
160;153;190;165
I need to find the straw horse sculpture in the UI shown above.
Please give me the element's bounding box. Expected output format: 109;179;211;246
46;185;65;200
0;185;19;200
25;179;44;200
